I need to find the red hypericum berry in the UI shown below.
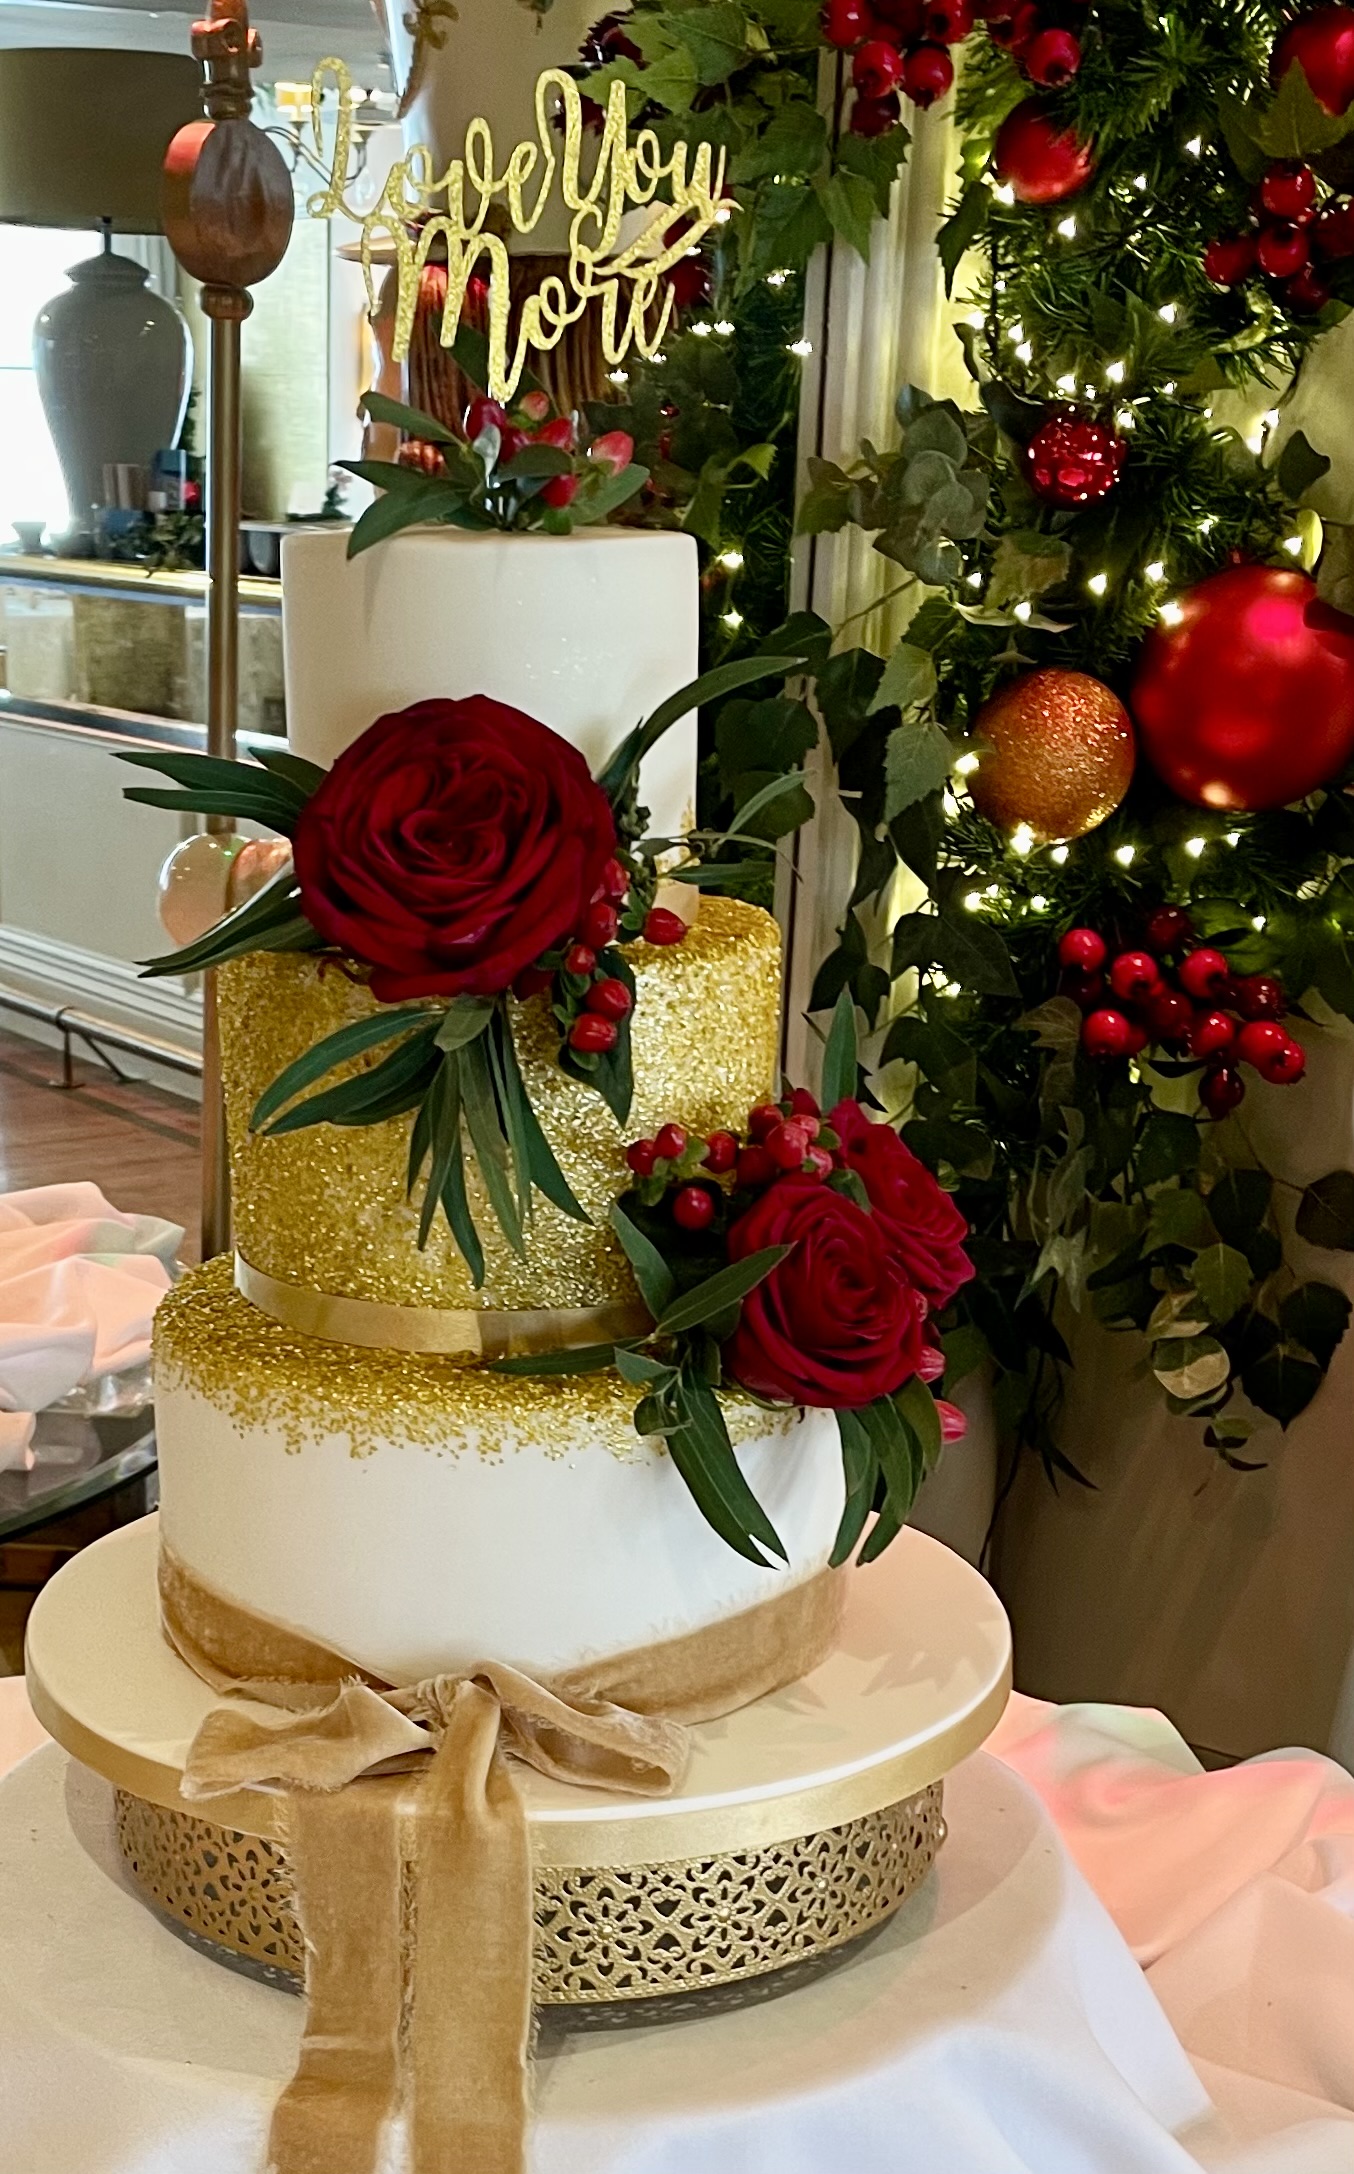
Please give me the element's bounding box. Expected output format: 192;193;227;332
517;389;552;424
541;474;581;509
589;429;635;478
672;1184;717;1232
582;901;620;950
788;1086;822;1118
1235;1019;1289;1070
853;35;906;94
1285;264;1332;312
601;857;629;902
1258;220;1310;278
1190;1010;1237;1060
901;41;954;104
513;965;553;999
1260;162;1318;223
643;906;687;946
569;1014;618;1054
1058;926;1108;972
626;1138;658;1177
464;395;508;443
1200;1064;1246;1119
654;1123;689;1161
1144;905;1195;955
532;415;576;450
1233;974;1286;1021
1024;25;1080;83
1081;1008;1134;1059
766;1119;814;1171
1179;947;1231;1000
563;942;596;978
585;977;633;1021
850;90;903;133
703;1130;738;1174
1148;988;1195;1044
821;0;872;44
1259;1036;1306;1085
1061;968;1106;1013
748;1102;782;1142
1315;198;1354;259
924;0;972;42
1108;950;1159;1003
668;256;714;311
497;424;530;464
1203;233;1258;287
736;1144;776;1189
804;1145;835;1179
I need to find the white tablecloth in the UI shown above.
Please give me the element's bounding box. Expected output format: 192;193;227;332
2;1675;1354;2174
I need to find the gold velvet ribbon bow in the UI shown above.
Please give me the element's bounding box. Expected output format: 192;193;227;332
158;1544;846;2174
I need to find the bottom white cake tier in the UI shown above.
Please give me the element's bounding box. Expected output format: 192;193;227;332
153;1261;847;1683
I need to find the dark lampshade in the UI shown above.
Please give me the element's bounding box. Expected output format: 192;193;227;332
0;49;203;234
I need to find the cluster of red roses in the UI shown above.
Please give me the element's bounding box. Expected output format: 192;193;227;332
291;695;679;1022
1057;908;1307;1119
624;1090;973;1418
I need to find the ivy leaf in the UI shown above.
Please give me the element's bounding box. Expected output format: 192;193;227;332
742;178;833;284
1216;90;1269;182
1190;1243;1254;1326
931;911;1019;997
1146;1187;1217;1254
675;3;751;85
870;640;937;717
1279;1281;1353;1366
936;180;990;296
730;101;827;183
835;125;910;218
1243;1343;1325;1426
884;716;952;820
1209;1169;1274;1251
1016;995;1083;1056
1263;60;1354;158
1296;1169;1354;1250
1136;1111;1202;1188
986;532;1071;609
1153;1336;1231;1399
1277;428;1332;502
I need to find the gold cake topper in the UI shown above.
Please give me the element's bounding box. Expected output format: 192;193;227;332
307;58;728;401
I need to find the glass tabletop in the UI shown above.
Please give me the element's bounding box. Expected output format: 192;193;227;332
0;1391;157;1543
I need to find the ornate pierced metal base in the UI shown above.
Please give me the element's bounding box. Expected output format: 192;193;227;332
115;1782;945;2010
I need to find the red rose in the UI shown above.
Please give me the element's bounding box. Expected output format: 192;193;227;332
724;1174;927;1408
293;698;616;1002
829;1100;974;1312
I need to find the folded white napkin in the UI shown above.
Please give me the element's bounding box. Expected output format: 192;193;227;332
0;1186;183;1475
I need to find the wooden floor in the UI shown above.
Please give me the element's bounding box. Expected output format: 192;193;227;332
0;1029;200;1671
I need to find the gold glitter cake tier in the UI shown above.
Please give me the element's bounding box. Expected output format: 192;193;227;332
219;896;782;1313
155;1255;801;1461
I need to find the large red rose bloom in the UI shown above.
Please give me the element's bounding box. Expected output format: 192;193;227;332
724;1175;927;1408
829;1100;974;1312
293;697;616;1002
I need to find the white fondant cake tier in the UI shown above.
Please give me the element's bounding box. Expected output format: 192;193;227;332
281;528;699;842
154;1264;845;1684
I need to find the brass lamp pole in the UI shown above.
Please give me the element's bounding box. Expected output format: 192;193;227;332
161;3;293;1258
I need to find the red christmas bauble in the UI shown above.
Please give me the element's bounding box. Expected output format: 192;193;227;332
1273;4;1354;114
1131;566;1354;810
993;99;1095;203
1023;408;1127;506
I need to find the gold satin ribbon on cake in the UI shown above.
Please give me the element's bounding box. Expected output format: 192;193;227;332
235;1251;652;1358
157;1543;846;2174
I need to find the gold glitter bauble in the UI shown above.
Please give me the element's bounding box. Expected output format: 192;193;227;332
967;668;1136;843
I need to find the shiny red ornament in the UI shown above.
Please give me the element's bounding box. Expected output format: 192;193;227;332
1082;1007;1134;1059
1204;233;1258;287
1272;5;1354;115
993;99;1095;202
901;42;954;104
1024;26;1080;83
1200;1064;1246;1119
1059;926;1107;971
1131;566;1354;811
1023;409;1127;508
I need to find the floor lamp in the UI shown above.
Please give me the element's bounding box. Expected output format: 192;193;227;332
161;2;293;1258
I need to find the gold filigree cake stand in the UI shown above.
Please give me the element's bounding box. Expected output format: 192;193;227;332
26;1518;1011;2012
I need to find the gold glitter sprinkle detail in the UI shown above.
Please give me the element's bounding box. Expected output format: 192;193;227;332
219;897;782;1312
155;1256;800;1463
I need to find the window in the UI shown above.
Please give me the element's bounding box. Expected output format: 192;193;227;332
0;227;94;541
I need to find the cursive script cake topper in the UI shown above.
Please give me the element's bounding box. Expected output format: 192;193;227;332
306;58;728;401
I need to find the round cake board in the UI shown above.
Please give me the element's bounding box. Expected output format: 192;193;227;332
25;1515;1011;1870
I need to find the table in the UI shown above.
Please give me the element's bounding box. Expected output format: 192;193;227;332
0;1409;155;1544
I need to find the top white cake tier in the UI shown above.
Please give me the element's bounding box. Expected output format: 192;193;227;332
281;527;700;844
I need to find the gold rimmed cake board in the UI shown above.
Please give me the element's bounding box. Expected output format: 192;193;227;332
26;1517;1011;2009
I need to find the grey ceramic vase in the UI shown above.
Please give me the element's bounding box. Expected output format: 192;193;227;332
33;241;192;535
